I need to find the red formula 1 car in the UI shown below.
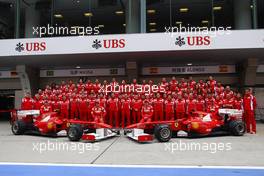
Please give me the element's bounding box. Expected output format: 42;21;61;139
66;120;119;142
125;109;245;143
11;110;68;136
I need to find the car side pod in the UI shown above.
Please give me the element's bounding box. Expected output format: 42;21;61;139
82;128;119;142
126;128;154;142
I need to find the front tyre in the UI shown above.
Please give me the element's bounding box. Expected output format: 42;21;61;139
11;120;27;135
67;124;83;141
154;124;172;142
229;120;245;136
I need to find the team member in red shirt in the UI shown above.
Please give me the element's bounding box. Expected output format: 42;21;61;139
51;96;60;112
40;101;52;114
87;94;96;121
222;94;234;109
21;92;35;110
243;89;257;134
33;94;43;110
164;95;175;121
120;94;131;128
131;94;142;123
186;94;197;114
91;100;106;123
60;96;70;119
107;93;119;127
196;95;205;111
69;94;79;119
234;93;243;110
175;95;186;119
140;100;154;123
78;94;88;121
153;93;164;121
169;76;178;91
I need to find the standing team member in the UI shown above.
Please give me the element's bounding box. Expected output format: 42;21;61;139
60;96;70;119
153;93;164;121
91;100;106;123
186;94;197;114
21;92;35;110
243;89;257;134
164;95;175;121
120;94;131;128
196;95;205;111
131;94;142;123
175;95;186;119
140;100;154;123
69;94;79;119
78;94;89;121
107;93;119;127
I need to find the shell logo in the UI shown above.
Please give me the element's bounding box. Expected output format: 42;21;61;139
191;122;199;129
47;122;53;129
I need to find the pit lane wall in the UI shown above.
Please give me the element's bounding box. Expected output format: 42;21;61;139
0;30;263;56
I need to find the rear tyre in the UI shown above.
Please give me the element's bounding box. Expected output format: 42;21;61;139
11;120;27;135
154;124;172;142
67;124;83;141
229;120;245;136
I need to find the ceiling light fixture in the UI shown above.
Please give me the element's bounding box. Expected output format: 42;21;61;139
180;8;188;12
54;14;63;18
147;9;156;14
84;12;93;17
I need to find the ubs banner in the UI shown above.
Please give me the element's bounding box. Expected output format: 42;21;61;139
0;30;263;57
142;65;236;75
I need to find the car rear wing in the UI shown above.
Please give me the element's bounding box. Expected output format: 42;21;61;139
218;109;243;117
17;110;40;116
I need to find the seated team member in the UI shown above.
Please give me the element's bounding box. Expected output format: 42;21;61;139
21;92;35;110
164;95;175;121
40;101;52;114
140;100;154;123
91;100;106;124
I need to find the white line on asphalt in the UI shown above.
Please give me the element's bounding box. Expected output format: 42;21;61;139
0;162;264;170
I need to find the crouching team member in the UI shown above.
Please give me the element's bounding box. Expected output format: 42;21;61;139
140;100;154;123
91;100;106;123
243;89;257;134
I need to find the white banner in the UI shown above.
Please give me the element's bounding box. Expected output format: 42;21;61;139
0;30;263;57
0;71;18;78
257;65;264;73
142;65;236;75
40;68;125;77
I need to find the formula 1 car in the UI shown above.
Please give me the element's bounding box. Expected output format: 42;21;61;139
125;109;245;143
67;120;119;142
11;110;68;136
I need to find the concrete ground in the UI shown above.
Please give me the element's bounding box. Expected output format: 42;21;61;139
0;121;264;166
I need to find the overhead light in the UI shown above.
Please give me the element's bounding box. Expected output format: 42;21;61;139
123;23;126;27
180;8;188;12
54;14;63;18
115;11;124;15
76;66;81;69
250;5;253;8
187;63;193;66
202;20;209;24
150;29;156;32
147;9;156;14
213;6;222;11
176;21;182;25
149;22;156;26
98;24;104;28
76;0;80;3
84;12;93;17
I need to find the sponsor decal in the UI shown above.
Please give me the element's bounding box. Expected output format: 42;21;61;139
92;39;125;49
15;42;46;52
175;36;211;47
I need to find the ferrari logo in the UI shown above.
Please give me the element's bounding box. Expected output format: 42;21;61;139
175;121;179;128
